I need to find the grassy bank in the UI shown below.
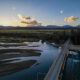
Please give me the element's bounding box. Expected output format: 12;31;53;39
0;29;80;44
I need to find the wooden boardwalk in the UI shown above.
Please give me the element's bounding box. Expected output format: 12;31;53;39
44;39;70;80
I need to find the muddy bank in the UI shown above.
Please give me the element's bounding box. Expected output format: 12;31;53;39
0;49;41;60
0;49;41;76
0;60;37;76
69;45;80;52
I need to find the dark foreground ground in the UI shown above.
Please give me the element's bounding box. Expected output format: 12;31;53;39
0;49;41;76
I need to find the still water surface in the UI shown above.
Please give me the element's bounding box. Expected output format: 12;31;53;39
0;40;60;80
62;51;80;80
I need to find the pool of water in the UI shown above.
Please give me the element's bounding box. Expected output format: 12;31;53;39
62;51;80;80
0;40;60;80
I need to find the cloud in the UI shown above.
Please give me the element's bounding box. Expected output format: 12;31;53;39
75;23;80;26
64;16;79;22
18;14;42;26
60;10;63;14
18;14;31;21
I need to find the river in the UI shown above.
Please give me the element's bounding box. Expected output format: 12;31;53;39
0;40;60;80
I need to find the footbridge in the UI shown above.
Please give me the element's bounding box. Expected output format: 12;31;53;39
44;39;70;80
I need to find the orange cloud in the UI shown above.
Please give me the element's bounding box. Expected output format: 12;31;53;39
18;14;31;21
64;16;79;22
75;23;80;26
18;14;42;26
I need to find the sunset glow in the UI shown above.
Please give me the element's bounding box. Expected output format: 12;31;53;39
0;1;79;80
2;23;9;26
0;21;14;27
0;0;80;27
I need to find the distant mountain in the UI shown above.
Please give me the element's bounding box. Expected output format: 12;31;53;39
46;25;60;29
0;26;5;28
46;25;80;29
0;25;80;29
62;25;73;29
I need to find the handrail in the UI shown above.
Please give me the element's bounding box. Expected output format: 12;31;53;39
44;39;70;80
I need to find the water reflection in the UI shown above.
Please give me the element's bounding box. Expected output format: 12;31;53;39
0;60;37;76
0;40;59;80
2;56;40;63
62;51;80;80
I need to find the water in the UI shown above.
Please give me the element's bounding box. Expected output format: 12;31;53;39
62;51;80;80
0;40;60;80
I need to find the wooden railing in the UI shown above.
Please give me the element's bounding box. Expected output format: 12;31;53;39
44;39;70;80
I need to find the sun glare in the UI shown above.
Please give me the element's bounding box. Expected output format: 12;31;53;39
2;23;9;26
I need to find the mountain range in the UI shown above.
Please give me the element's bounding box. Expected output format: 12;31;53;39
0;25;80;29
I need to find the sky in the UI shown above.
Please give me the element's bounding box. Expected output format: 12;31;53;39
0;0;80;27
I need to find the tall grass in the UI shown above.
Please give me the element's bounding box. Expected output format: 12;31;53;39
0;29;79;44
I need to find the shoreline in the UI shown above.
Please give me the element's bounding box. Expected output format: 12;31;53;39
69;44;80;53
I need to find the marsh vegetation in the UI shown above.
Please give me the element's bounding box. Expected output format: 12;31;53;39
0;29;79;44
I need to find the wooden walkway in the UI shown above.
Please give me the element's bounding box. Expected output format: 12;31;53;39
44;39;70;80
